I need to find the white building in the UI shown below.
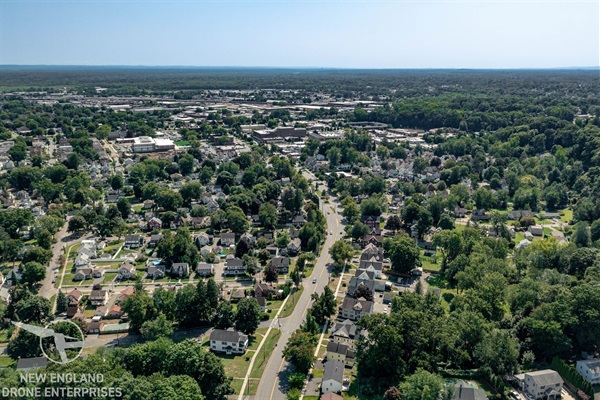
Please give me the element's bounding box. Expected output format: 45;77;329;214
209;329;248;355
133;136;156;153
576;359;600;385
322;360;344;394
516;370;563;400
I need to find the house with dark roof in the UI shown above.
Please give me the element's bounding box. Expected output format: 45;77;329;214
269;256;290;274
256;296;267;312
67;289;83;306
331;320;359;348
124;234;144;249
89;289;108;306
149;234;163;248
340;297;373;321
73;268;92;281
170;263;190;278
287;238;302;255
453;381;488;400
509;210;534;220
220;232;236;246
146;217;162;231
224;258;246;276
209;329;249;355
147;265;165;279
255;282;274;298
322;360;344;394
471;209;490;221
326;341;355;367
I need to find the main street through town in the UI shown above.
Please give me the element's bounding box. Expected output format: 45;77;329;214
254;170;344;400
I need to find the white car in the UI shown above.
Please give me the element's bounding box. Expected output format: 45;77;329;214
312;278;317;284
383;307;388;313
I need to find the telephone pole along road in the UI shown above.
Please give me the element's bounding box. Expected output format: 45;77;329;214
254;170;344;400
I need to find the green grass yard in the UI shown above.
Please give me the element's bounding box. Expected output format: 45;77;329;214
249;328;281;380
279;288;304;319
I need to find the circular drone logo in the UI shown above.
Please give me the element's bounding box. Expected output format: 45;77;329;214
39;320;85;364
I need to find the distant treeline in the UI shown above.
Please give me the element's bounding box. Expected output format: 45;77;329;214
0;67;598;100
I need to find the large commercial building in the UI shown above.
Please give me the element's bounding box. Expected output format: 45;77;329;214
132;136;175;153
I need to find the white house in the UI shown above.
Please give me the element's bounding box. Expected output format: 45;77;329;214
209;329;248;355
516;370;563;400
576;359;600;385
322;360;344;394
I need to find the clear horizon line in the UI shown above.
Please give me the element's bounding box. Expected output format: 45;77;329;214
1;64;599;70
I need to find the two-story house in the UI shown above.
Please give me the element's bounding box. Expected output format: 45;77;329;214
209;329;249;355
516;370;563;400
576;359;600;385
340;297;373;321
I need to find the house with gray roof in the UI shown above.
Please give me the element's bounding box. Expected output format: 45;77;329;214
340;297;373;321
209;329;248;355
453;381;488;400
576;358;600;385
515;369;563;400
331;320;359;347
322;360;344;394
269;256;290;274
224;258;245;276
170;263;190;278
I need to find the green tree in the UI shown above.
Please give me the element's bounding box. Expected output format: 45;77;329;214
329;239;354;269
34;228;53;249
22;246;52;265
384;234;422;274
68;215;87;232
56;290;68;314
350;221;370;241
117;197;132;219
157;189;183;212
474;329;519;375
21;261;46;286
234;298;261;335
572;221;591;247
399;370;444;400
8;329;42;359
258;202;278;230
283;330;316;373
140;314;174;340
215;301;235;329
110;174;124;192
14;295;53;324
122;285;157;332
341;196;360;224
226;206;249;234
178;153;195;175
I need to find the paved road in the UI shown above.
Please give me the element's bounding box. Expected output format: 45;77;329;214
39;216;71;301
254;170;344;400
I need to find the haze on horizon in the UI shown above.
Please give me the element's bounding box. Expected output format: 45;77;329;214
1;0;598;69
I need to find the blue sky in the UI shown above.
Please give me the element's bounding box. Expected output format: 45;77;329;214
1;0;598;68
